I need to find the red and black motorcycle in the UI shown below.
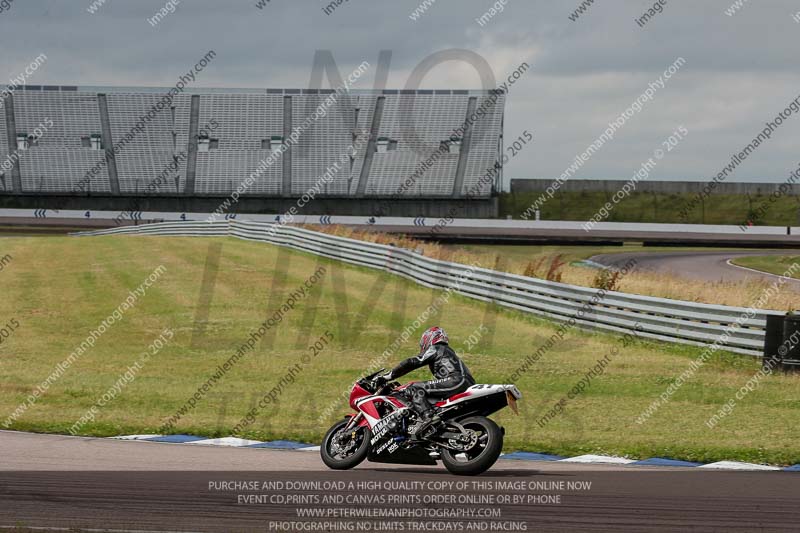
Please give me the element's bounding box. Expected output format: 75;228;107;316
320;369;521;475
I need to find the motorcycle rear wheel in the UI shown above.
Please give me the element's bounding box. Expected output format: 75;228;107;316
440;416;503;476
320;418;371;470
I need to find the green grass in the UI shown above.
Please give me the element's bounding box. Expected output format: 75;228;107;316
730;255;800;279
2;235;800;464
500;191;800;226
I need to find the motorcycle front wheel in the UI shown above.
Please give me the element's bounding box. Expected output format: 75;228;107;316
440;416;503;476
320;418;371;470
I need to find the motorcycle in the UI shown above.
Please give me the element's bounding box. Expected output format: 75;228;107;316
320;369;522;476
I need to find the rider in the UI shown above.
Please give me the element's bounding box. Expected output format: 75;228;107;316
376;326;475;436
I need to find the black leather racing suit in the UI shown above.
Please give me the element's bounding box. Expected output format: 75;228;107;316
387;343;475;417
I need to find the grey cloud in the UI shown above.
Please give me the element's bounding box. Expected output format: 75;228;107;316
1;0;798;185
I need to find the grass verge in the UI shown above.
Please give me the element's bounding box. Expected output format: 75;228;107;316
1;235;799;464
500;190;800;226
730;255;800;279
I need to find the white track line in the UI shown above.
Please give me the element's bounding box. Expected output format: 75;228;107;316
184;437;263;447
698;460;781;471
559;454;635;465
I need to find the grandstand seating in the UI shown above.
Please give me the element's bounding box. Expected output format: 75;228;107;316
196;93;282;195
0;86;504;198
12;90;111;193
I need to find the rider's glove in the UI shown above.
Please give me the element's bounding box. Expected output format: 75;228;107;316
374;372;392;387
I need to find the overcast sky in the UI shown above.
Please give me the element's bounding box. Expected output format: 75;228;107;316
2;0;800;187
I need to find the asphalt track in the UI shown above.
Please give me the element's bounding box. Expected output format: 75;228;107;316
589;250;800;285
2;431;800;532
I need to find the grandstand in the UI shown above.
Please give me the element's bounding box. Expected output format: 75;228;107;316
0;86;504;217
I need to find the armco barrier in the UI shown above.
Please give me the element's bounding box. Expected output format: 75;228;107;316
74;220;782;356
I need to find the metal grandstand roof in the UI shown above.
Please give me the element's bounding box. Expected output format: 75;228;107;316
3;85;498;96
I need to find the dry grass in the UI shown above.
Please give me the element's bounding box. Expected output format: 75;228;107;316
303;225;800;311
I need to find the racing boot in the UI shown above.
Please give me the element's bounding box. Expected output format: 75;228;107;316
409;409;440;438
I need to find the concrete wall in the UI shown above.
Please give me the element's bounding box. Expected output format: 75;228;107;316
0;193;498;218
510;179;800;195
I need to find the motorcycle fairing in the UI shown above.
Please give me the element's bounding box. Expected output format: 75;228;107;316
368;444;438;465
435;384;521;408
